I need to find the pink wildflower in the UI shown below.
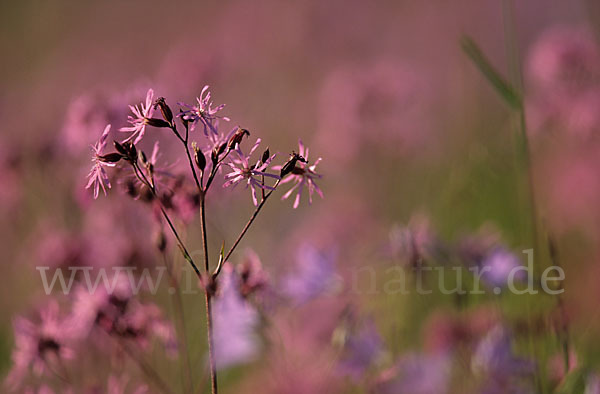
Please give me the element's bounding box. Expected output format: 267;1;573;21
120;89;155;144
223;138;279;206
85;125;116;199
5;302;75;391
279;140;323;209
178;85;230;135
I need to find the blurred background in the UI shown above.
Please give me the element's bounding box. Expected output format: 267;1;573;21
2;0;600;392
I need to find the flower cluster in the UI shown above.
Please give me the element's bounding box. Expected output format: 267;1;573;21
85;87;323;211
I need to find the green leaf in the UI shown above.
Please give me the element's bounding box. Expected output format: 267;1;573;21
555;367;588;394
461;36;522;109
212;240;226;278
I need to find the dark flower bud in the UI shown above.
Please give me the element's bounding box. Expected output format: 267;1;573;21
227;127;250;151
114;140;128;156
211;142;227;165
99;153;123;163
280;152;306;177
139;151;148;166
195;151;206;172
192;142;206;172
153;97;173;125
261;147;270;164
217;142;227;156
280;158;297;178
127;142;137;162
145;118;171;128
114;140;138;163
211;148;219;166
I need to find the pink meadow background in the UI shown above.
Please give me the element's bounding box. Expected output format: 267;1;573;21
2;0;600;393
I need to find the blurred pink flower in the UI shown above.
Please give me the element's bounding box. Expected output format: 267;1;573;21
526;27;600;139
539;148;600;232
316;59;434;165
68;275;177;357
223;138;279;206
278;140;323;209
61;94;108;155
5;302;75;391
120;89;155;144
178;85;229;135
237;249;270;298
387;214;442;266
85;124;116;199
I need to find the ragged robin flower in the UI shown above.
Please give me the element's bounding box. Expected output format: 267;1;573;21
278;139;323;209
120;89;155;144
222;138;279;206
178;85;230;136
86;125;119;199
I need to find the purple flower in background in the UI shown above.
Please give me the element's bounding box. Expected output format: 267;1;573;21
586;374;600;394
279;140;323;209
120;89;155;144
472;325;535;387
86;124;115;199
5;302;75;391
223;138;279;206
213;263;260;370
373;353;450;394
337;319;383;380
387;214;442;266
282;244;338;304
178;85;230;135
480;248;526;289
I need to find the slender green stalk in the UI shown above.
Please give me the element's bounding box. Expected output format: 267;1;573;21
501;2;554;392
162;252;194;393
199;195;218;394
172;121;219;394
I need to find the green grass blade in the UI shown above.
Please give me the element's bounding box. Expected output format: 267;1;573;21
461;36;522;109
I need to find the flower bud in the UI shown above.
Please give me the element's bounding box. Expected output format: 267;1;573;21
153;97;174;125
139;151;148;166
280;158;297;178
261;147;270;164
211;142;227;165
128;143;137;161
99;153;123;163
114;141;138;163
192;142;206;172
145;118;171;128
114;140;128;156
227;127;250;151
280;152;306;177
